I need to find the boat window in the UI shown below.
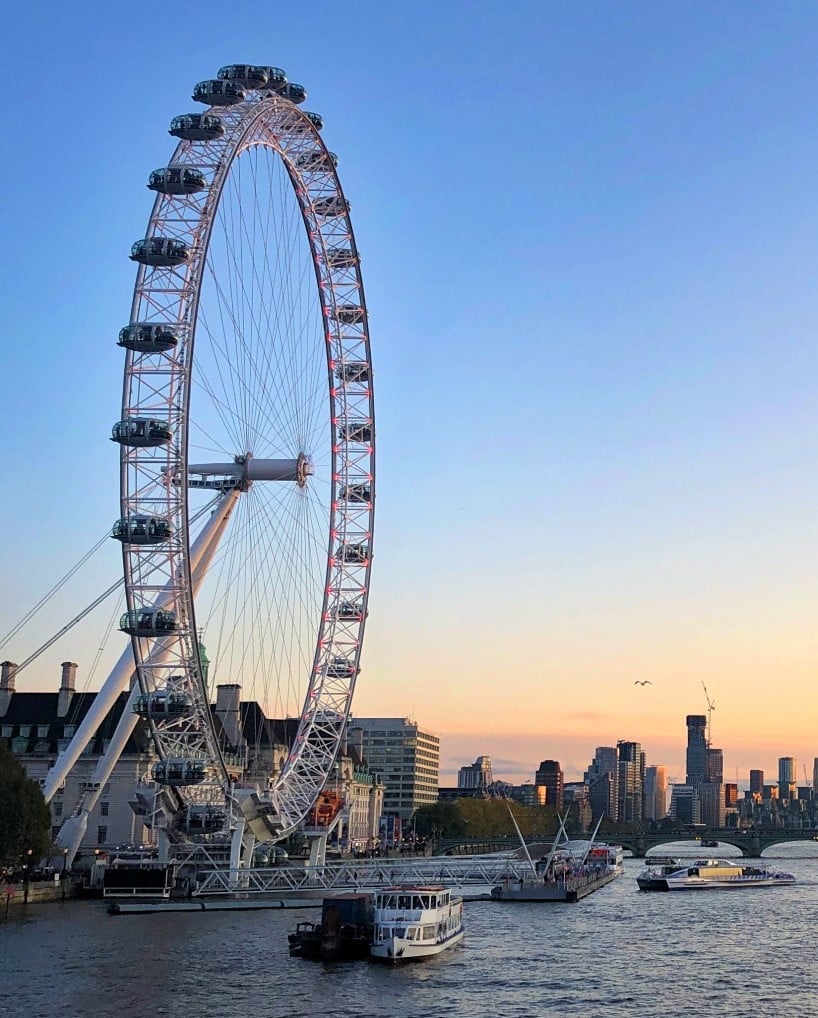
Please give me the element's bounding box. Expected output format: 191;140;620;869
411;895;423;910
384;894;396;909
423;925;435;940
420;895;430;909
398;895;410;910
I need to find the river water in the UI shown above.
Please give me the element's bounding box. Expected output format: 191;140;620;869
2;849;816;1018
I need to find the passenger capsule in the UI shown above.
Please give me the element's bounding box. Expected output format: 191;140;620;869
338;422;372;444
326;656;357;679
336;600;365;620
119;609;178;637
152;758;206;786
133;690;194;719
259;66;288;91
296;150;339;171
338;542;369;564
111;417;172;448
130;238;190;267
332;305;365;325
192;79;246;106
118;323;179;353
339;483;371;504
313;196;350;218
281;82;307;104
305;112;324;130
111;516;173;546
326;248;357;269
148;166;207;196
336;362;370;384
217;64;269;89
169;113;224;141
177;805;226;833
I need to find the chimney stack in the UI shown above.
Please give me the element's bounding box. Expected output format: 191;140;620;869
215;683;242;749
0;661;17;715
57;661;77;718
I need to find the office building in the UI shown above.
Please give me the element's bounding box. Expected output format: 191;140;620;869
749;769;764;796
458;755;493;791
670;784;701;825
699;782;725;827
535;759;563;809
563;782;592;831
348;717;440;821
778;757;796;801
644;765;668;821
685;715;707;788
617;741;645;824
585;746;619;823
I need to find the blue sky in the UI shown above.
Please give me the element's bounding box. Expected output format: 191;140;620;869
3;3;818;783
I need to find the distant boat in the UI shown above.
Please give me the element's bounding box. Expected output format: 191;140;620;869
637;858;796;892
700;839;719;848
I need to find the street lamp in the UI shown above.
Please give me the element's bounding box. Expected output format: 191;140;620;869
61;848;68;879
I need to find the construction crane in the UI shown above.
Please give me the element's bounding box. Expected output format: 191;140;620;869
702;682;716;749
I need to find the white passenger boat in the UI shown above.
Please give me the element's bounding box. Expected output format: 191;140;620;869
637;857;796;892
370;885;464;964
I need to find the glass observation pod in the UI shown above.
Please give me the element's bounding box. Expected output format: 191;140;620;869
332;304;365;324
169;113;224;142
217;64;269;89
326;248;357;269
148;166;207;196
338;421;372;444
130;237;190;267
289;111;323;132
177;805;226;833
118;323;179;353
339;483;371;504
192;79;246;106
296;150;339;170
111;516;173;546
152;758;207;786
336;600;365;620
281;82;307;104
132;690;194;719
326;657;357;678
111;417;172;448
336;362;370;384
313;195;350;218
338;542;369;564
119;608;178;637
259;66;288;91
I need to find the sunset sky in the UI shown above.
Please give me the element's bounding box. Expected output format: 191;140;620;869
3;3;818;787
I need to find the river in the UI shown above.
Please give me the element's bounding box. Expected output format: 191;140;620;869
2;849;816;1018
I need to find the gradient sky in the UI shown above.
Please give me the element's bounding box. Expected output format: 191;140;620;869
3;3;818;786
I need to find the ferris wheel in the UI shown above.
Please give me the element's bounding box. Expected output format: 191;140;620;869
112;64;374;857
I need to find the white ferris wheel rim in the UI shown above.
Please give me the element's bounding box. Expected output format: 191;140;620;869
117;74;374;841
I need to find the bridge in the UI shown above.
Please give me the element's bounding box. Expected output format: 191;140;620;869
437;828;818;859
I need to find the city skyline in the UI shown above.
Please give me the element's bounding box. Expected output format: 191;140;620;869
4;6;818;788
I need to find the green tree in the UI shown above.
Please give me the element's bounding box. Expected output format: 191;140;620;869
0;741;51;867
413;798;558;841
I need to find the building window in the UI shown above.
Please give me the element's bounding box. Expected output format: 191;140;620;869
63;725;76;739
97;826;108;845
0;725;11;738
37;725;49;739
54;802;63;817
100;802;109;817
19;725;32;738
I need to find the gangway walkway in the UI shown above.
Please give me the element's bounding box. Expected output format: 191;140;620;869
196;853;526;897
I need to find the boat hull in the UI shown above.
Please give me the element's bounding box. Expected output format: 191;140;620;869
369;928;464;964
638;876;796;892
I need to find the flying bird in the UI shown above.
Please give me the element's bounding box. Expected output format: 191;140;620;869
634;680;653;686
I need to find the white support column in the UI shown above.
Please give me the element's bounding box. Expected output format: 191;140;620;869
51;491;240;862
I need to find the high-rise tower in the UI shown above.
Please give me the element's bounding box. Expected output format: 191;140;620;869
685;715;707;788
